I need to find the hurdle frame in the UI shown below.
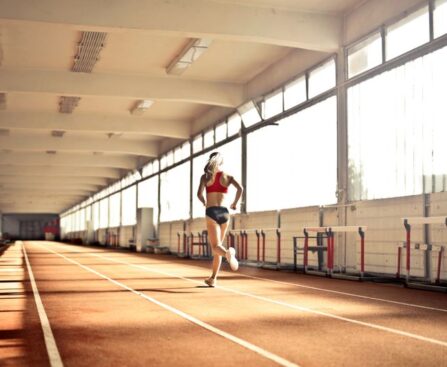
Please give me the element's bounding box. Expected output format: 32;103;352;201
400;216;446;291
300;225;368;280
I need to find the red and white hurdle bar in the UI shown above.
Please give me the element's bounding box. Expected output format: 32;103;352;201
401;216;447;281
303;226;367;277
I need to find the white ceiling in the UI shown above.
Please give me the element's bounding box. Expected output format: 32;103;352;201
0;0;364;214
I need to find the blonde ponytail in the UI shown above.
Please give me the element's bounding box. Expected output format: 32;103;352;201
204;152;222;182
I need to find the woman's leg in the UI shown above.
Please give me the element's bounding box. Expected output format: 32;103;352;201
206;217;223;279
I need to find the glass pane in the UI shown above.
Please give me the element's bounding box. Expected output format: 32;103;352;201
166;151;174;167
386;6;429;60
174;147;182;163
137;176;159;223
239;101;262;127
160;155;167;170
160;162;191;222
121;186;137;226
247;97;337;212
142;161;153;178
99;198;109;229
193;135;203;153
182;142;190;160
204;129;214;148
434;0;447;38
215;122;227;142
348;32;382;78
227;114;241;136
284;76;306;109
263;89;283;119
109;193;121;227
348;45;447;200
308;59;336;98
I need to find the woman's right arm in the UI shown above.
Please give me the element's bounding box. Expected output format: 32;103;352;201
197;175;206;207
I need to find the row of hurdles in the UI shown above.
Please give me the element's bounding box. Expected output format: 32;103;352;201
175;216;446;292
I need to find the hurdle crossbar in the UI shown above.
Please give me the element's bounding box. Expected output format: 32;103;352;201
402;216;447;225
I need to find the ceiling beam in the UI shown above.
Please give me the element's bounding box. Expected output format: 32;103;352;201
0;182;100;192
0;188;92;196
0;0;341;51
0;176;109;186
0;69;244;108
0;111;190;139
0;152;139;169
0;165;122;179
0;134;158;156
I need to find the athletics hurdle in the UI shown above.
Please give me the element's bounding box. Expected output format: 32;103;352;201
300;226;368;279
177;231;189;257
399;216;446;291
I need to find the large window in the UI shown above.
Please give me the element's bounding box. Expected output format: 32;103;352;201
138;176;159;224
99;198;109;229
247;97;337;212
92;202;100;231
348;45;447;200
192;139;242;218
160;162;190;222
109;193;121;227
308;59;336;98
121;186;137;226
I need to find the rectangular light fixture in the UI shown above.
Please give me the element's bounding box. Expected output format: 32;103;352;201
130;99;154;116
166;38;212;76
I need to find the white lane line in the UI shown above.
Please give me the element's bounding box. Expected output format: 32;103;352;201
22;243;64;367
38;244;300;367
72;245;447;314
80;249;447;348
238;274;447;314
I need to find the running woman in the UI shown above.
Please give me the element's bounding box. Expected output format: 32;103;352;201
197;152;243;287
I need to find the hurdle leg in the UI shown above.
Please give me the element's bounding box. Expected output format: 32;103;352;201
404;220;411;281
261;231;266;263
397;247;402;279
436;247;444;284
303;230;309;273
256;230;260;263
359;228;365;278
276;230;281;266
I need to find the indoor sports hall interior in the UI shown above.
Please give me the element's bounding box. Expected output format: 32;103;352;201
1;1;447;366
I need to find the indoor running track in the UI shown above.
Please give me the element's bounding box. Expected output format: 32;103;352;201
1;241;447;367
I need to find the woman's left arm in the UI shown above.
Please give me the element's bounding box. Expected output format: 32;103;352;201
228;175;243;210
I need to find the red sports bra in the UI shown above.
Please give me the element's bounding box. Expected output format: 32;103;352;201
206;172;228;194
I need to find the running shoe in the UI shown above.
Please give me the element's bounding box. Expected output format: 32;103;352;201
204;277;216;287
226;247;239;271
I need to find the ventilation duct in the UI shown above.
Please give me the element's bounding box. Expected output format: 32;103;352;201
73;31;107;73
0;93;6;110
51;130;66;138
59;96;81;113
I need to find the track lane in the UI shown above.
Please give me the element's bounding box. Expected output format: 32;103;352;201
27;241;447;367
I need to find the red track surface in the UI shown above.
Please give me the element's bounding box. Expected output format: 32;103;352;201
1;241;447;366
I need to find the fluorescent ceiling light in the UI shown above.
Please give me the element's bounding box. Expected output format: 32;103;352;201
166;38;212;76
130;99;154;116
